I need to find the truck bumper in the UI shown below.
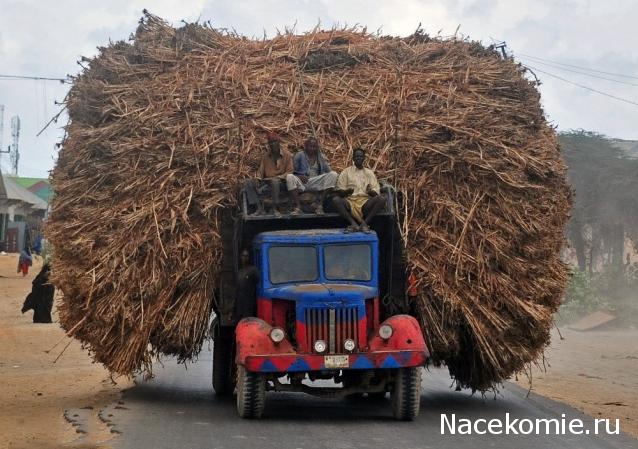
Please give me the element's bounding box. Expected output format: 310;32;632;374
236;315;429;373
244;350;428;373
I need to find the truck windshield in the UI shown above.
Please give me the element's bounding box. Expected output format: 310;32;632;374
324;244;372;281
268;246;318;284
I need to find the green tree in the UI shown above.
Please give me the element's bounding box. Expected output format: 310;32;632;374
561;130;638;273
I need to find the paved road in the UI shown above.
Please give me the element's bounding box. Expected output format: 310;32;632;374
96;348;636;449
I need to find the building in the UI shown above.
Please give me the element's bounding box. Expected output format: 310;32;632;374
0;172;48;252
8;176;53;203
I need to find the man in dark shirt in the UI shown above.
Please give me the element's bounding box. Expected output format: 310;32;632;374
234;249;260;322
245;132;294;216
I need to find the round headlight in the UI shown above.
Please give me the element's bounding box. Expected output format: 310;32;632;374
379;324;393;340
314;340;327;353
270;327;285;343
344;339;356;352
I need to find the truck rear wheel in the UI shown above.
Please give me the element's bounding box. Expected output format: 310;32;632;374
236;366;266;419
212;327;235;396
391;367;421;421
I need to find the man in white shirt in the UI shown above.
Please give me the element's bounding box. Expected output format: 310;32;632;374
286;137;338;215
332;148;385;232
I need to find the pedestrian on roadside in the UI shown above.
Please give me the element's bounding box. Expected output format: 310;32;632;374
17;247;33;276
21;262;55;323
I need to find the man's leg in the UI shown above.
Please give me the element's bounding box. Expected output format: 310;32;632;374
360;196;386;230
332;196;359;230
286;174;304;213
305;172;338;214
245;179;265;215
269;178;282;215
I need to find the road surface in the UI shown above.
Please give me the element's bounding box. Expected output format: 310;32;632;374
88;348;636;449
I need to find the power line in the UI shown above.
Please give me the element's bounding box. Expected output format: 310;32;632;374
518;56;638;87
523;64;638;107
518;53;638;80
0;74;67;83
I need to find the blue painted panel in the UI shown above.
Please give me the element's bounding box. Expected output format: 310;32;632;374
380;355;400;369
352;356;374;369
258;360;278;372
288;358;311;371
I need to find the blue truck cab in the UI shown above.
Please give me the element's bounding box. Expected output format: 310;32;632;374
232;229;428;420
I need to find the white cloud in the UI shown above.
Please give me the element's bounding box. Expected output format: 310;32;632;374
1;0;637;177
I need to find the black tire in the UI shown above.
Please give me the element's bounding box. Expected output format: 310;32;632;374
212;330;235;396
391;367;421;421
236;366;266;419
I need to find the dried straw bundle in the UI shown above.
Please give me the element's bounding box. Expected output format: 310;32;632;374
47;12;571;390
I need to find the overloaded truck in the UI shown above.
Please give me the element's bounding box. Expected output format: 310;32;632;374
211;184;429;420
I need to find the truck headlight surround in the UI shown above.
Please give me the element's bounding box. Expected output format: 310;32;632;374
344;339;356;352
314;340;327;353
379;324;393;340
270;327;285;343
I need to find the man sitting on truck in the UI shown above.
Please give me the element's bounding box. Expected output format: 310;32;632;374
245;132;293;216
332;147;385;232
286;137;338;215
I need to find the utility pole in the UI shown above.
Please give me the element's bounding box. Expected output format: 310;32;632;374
0;105;4;153
10;116;20;175
494;41;508;58
0;106;9;171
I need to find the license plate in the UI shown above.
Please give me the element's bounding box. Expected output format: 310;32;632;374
324;355;349;368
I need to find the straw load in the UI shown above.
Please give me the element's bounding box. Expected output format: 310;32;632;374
47;12;571;390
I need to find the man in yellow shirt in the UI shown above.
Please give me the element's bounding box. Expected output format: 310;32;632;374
332;148;385;232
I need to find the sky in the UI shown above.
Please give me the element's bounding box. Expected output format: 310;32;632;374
1;0;637;178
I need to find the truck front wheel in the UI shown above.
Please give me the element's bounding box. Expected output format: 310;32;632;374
391;367;422;421
236;366;266;419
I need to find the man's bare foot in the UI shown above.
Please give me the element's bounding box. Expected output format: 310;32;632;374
315;205;324;215
359;223;371;233
344;224;359;233
290;207;302;215
273;209;282;217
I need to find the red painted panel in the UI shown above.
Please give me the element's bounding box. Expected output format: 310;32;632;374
235;317;294;366
256;297;272;324
357;314;367;349
296;320;307;352
271;299;291;328
369;314;428;355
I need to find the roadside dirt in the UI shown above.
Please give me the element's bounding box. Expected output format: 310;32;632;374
515;327;638;437
0;253;129;449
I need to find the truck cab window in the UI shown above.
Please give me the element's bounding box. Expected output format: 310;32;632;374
324;244;372;281
268;246;318;284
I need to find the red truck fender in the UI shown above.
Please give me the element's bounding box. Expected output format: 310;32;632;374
235;317;294;365
368;314;429;356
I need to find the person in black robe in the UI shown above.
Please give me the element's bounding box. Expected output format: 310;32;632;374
21;263;54;323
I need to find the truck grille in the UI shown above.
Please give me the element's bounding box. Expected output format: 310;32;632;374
304;306;359;354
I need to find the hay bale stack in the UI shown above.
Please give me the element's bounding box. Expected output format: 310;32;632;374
47;12;571;390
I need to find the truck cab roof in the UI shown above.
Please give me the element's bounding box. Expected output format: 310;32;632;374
253;229;379;245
